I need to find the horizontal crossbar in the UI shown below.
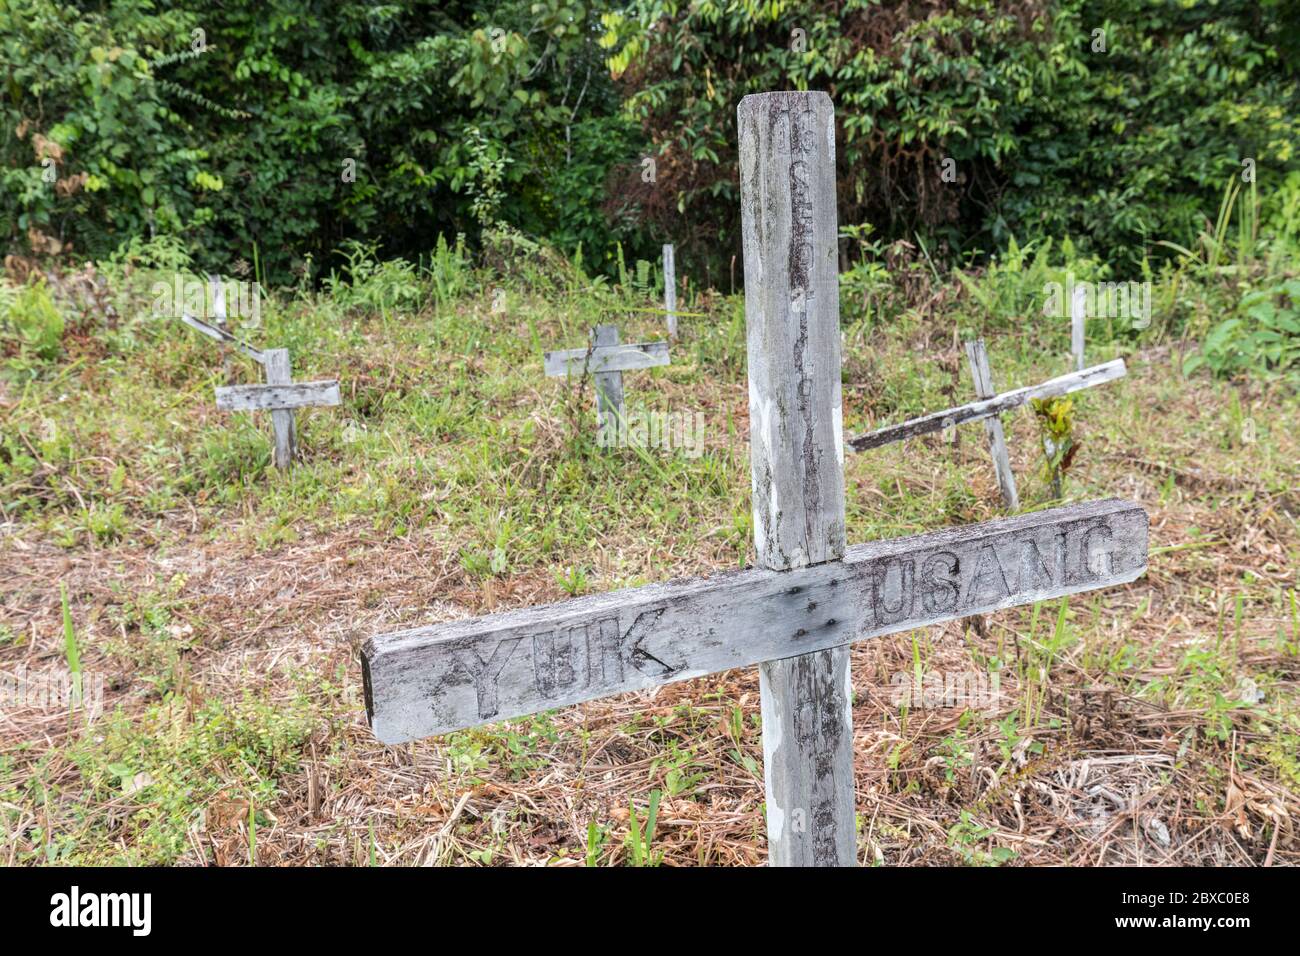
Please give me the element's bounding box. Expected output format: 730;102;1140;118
215;380;341;412
847;359;1127;452
543;341;670;377
363;499;1147;743
181;313;265;365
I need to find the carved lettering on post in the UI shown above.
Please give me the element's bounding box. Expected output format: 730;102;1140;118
364;500;1148;744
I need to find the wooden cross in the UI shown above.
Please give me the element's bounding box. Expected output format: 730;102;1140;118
214;357;341;469
180;274;265;365
181;278;341;470
847;343;1126;508
362;92;1150;866
543;324;670;432
1072;284;1087;371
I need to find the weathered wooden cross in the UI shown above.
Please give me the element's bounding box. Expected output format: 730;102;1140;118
846;340;1127;510
181;276;341;470
362;92;1149;866
543;324;671;432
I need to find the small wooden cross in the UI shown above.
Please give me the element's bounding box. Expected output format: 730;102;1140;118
181;281;341;470
847;343;1127;508
543;324;670;433
214;353;340;470
363;92;1150;866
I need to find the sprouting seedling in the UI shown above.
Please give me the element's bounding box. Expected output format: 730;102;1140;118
1031;396;1078;499
61;581;79;674
60;581;85;713
625;789;662;866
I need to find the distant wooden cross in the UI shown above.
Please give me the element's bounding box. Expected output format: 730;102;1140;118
181;276;341;470
363;92;1150;866
543;324;670;433
180;274;265;365
847;343;1126;510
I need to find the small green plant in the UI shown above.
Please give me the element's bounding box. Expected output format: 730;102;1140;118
325;240;423;314
61;581;80;679
1184;279;1300;379
624;789;662;867
948;811;1016;866
2;280;64;367
555;565;590;596
1031;396;1077;498
585;820;607;866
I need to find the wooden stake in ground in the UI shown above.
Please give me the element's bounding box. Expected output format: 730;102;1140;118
362;91;1150;867
964;339;1019;511
1072;283;1087;371
663;244;678;339
543;324;670;435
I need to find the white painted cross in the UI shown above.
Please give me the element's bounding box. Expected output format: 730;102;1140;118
181;276;341;470
847;344;1126;508
362;92;1150;866
543;324;670;433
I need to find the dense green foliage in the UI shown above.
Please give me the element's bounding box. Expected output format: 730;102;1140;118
604;0;1300;271
2;0;1299;281
2;0;635;281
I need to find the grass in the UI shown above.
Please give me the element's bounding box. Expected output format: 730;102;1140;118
0;232;1297;866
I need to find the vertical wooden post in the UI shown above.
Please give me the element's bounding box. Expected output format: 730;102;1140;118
964;339;1019;511
208;274;228;327
263;348;298;469
590;324;624;435
662;244;678;339
738;91;856;867
1071;283;1086;371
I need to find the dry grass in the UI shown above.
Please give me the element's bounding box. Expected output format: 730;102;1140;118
1;278;1297;867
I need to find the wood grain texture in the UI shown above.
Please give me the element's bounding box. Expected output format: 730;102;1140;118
847;359;1127;452
214;379;341;412
590;324;625;432
362;498;1149;744
663;244;678;339
738;90;853;866
263;348;298;469
964;339;1019;511
180;312;265;365
542;341;670;377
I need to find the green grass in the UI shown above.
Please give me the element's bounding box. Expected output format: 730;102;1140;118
1;232;1297;866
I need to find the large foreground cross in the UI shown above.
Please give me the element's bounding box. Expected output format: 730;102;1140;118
362;92;1149;866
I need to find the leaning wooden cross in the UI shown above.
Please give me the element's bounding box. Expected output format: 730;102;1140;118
181;275;341;470
847;340;1127;510
543;324;670;434
363;92;1149;866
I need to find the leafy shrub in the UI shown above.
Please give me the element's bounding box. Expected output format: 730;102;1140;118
1185;280;1300;379
602;0;1300;272
3;0;1298;287
1;0;643;282
1;280;64;364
